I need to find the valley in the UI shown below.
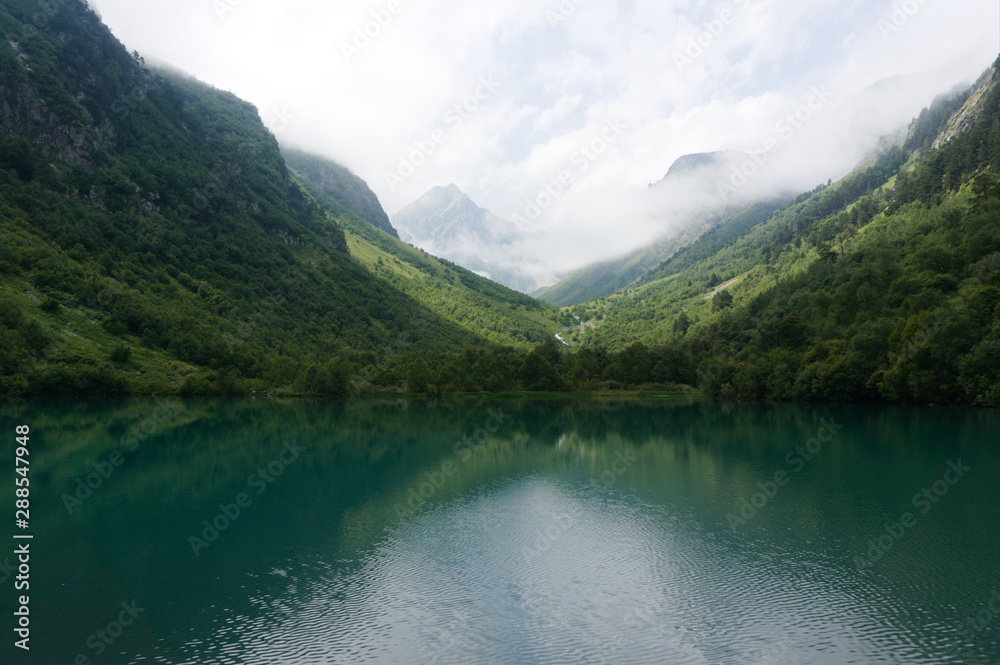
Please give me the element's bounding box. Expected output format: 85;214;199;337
0;0;997;406
1;3;998;664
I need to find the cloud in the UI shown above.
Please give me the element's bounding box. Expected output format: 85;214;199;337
89;0;1000;284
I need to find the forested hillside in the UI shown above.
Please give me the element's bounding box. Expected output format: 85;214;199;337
287;151;558;347
1;0;995;405
353;60;998;405
282;147;398;238
0;0;555;396
565;61;999;405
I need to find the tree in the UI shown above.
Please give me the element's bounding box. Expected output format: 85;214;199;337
712;290;733;311
519;351;563;391
817;242;837;262
109;344;131;363
970;170;1000;213
404;357;432;393
673;311;691;336
773;315;808;350
0;136;35;181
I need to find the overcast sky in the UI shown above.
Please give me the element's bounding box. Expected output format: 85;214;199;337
89;0;998;276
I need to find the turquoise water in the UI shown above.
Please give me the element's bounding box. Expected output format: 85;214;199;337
1;398;998;664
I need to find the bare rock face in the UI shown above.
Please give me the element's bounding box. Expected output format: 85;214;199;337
392;184;539;293
1;4;153;169
932;66;999;150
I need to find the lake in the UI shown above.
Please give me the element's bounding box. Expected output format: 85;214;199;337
1;397;998;664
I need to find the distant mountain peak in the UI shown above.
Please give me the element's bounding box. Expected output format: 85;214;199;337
651;150;748;187
391;186;541;292
416;183;471;204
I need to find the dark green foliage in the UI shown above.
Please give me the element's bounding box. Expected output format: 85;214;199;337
712;290;733;311
0;0;553;396
109;344;131;363
673;311;691;336
282;147;398;238
0;136;36;181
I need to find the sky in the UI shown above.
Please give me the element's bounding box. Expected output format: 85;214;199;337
88;0;999;281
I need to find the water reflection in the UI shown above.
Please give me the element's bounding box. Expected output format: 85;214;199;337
0;398;997;664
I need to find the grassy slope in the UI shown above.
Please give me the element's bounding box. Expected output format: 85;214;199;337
536;202;786;308
0;0;554;395
585;131;954;348
572;64;999;404
535;240;681;308
287;156;561;346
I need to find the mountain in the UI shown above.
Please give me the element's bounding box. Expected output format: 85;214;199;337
281;147;398;238
360;59;997;403
285;151;558;347
534;230;698;308
570;59;999;405
0;0;556;396
2;0;996;404
539;62;995;311
391;184;539;292
536;151;767;307
648;150;749;190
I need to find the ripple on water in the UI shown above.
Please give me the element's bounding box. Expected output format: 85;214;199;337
141;472;992;665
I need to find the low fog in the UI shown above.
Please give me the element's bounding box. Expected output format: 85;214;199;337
88;0;999;290
508;51;994;284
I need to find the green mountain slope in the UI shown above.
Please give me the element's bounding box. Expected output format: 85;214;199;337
535;151;749;307
536;200;790;308
574;60;999;405
284;150;558;346
0;0;554;396
282;147;398;238
534;232;692;308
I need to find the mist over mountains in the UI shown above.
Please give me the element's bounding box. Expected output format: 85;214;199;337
383;56;997;298
84;0;993;281
391;184;546;293
1;0;997;407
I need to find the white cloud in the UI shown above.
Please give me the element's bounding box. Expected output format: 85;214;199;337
89;0;1000;284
